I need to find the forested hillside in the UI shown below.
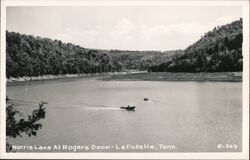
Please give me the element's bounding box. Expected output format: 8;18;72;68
105;50;180;70
7;18;242;78
6;31;121;78
6;31;173;78
149;18;243;72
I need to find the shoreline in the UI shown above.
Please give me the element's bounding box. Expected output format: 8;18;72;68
6;72;129;83
6;71;242;83
103;72;242;82
6;70;148;83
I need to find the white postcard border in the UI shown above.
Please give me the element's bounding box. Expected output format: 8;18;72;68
0;0;249;159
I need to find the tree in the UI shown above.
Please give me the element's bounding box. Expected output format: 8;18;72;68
6;97;47;152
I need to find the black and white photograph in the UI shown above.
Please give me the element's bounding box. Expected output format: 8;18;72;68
0;0;249;159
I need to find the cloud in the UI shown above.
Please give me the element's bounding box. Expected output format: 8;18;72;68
115;18;134;31
52;17;240;51
105;19;206;50
53;27;101;48
136;16;241;50
140;22;204;40
214;16;236;26
110;18;134;42
204;16;241;32
137;22;210;50
106;18;136;48
53;18;136;49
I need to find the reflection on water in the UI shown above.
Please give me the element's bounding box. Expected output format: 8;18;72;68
7;78;242;152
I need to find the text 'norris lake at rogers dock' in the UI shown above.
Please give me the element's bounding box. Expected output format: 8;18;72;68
11;144;177;152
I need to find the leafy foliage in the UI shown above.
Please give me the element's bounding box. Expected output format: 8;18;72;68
149;18;243;72
6;97;47;138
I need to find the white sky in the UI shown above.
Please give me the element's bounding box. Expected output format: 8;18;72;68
7;6;242;51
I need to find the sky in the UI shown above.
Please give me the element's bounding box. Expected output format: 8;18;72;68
6;6;242;51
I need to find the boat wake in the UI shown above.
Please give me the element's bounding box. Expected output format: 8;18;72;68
143;98;169;107
10;99;121;110
83;107;120;110
151;99;168;105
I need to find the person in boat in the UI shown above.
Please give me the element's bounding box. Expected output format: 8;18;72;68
121;105;135;110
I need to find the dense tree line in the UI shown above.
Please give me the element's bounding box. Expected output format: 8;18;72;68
106;50;177;70
6;32;124;78
6;31;173;78
149;18;243;72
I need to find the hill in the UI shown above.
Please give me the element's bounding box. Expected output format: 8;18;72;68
6;31;176;78
148;18;243;72
105;49;181;70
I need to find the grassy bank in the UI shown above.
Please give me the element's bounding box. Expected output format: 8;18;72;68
103;72;242;82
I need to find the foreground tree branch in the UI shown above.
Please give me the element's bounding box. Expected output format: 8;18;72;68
6;97;47;152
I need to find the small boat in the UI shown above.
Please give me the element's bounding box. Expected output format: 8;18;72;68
120;105;136;110
144;98;149;101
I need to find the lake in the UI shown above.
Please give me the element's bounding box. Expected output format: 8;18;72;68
7;77;242;152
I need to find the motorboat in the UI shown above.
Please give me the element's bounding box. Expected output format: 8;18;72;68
144;98;149;101
120;105;136;110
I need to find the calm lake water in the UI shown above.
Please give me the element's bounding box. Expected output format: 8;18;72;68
7;77;242;152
